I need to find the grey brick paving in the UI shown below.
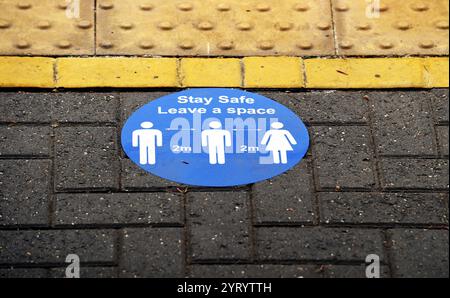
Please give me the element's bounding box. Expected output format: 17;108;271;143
190;264;322;278
51;93;118;123
0;230;115;264
431;89;449;124
120;92;171;125
322;264;390;278
0;90;448;278
54;127;119;190
380;158;449;190
0;126;51;156
437;126;449;156
121;158;179;189
0;160;50;225
0;268;49;278
49;266;117;278
312;126;376;190
55;192;183;226
188;192;251;261
0;92;52;123
261;91;369;124
120;228;183;278
256;227;385;261
370;92;436;156
389;229;449;278
253;161;315;224
320;192;448;225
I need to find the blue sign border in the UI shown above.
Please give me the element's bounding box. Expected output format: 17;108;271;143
121;88;310;187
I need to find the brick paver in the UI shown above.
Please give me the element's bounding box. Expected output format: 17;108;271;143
54;127;119;191
389;229;449;278
0;90;448;278
312;126;376;190
188;192;251;261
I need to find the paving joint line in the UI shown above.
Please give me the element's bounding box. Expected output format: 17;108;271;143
182;192;190;278
367;96;384;191
247;184;257;263
328;0;339;56
114;228;123;278
383;229;396;278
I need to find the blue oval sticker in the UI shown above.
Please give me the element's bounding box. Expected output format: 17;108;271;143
121;88;309;187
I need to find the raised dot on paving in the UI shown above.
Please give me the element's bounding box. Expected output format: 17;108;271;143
120;22;134;30
258;41;274;50
297;41;313;50
138;41;154;49
197;21;214;30
179;40;195;50
293;3;309;12
36;20;51;30
15;40;30;49
139;3;153;11
217;40;234;50
0;19;11;29
217;3;231;11
356;22;371;31
77;20;92;29
56;40;72;49
177;2;194;11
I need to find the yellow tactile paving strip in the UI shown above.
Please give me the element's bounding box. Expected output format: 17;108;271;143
0;0;95;55
96;0;334;56
0;0;448;56
333;0;449;56
1;57;448;88
0;1;448;89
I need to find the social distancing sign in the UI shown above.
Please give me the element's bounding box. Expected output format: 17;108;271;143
121;88;309;186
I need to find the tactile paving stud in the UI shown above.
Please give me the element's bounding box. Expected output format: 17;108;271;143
139;3;154;11
297;41;313;50
217;40;234;50
293;3;309;12
333;0;449;55
57;40;72;49
36;21;52;30
15;40;30;49
77;20;92;29
216;3;231;11
138;40;154;49
0;19;12;29
197;21;214;31
0;0;95;55
96;0;335;56
177;2;194;11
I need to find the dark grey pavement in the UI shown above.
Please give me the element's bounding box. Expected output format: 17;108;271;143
0;89;448;278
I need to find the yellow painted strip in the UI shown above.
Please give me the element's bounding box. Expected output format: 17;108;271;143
56;57;178;88
423;57;449;88
0;57;55;88
304;58;429;88
243;57;304;88
0;56;448;88
180;58;241;87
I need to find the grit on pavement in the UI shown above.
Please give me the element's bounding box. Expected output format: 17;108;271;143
0;89;448;278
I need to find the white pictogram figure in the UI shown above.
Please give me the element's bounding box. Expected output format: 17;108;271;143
201;121;232;165
132;121;162;165
261;122;297;164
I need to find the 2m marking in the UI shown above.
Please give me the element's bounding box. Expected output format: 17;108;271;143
172;145;193;153
240;145;260;152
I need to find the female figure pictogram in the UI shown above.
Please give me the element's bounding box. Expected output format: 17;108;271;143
261;122;297;164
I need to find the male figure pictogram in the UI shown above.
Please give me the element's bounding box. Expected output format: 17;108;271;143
132;121;162;165
201;121;232;165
